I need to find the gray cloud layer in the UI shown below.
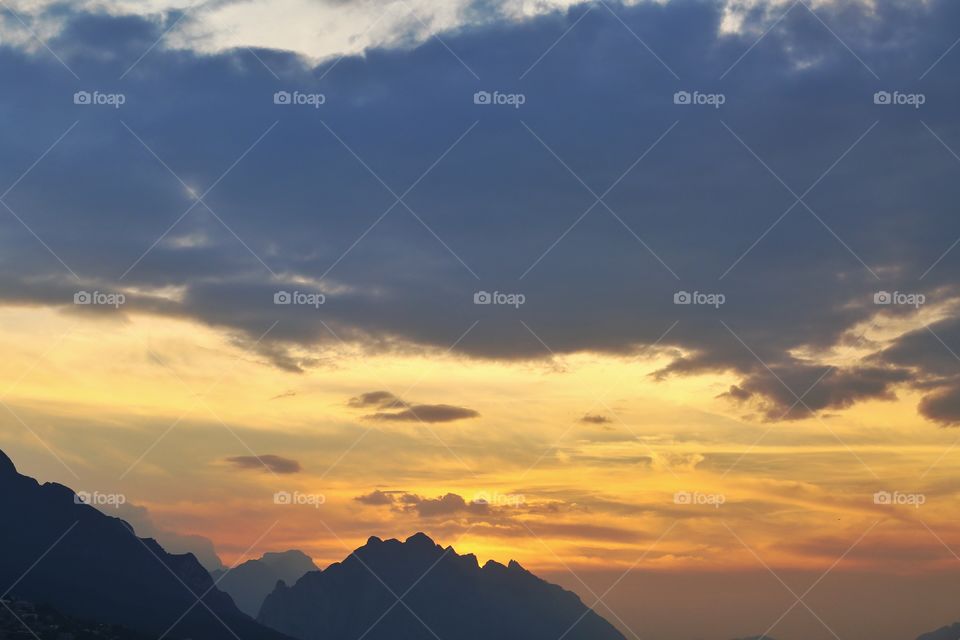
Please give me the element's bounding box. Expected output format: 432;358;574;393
2;0;960;423
226;454;302;473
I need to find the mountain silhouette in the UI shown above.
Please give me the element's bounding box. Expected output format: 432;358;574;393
212;550;318;617
917;622;960;640
0;449;290;640
258;532;626;640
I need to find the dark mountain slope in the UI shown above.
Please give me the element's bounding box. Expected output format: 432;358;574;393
259;532;625;640
0;449;289;640
917;622;960;640
212;550;317;617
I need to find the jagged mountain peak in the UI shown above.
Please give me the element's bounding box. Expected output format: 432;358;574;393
259;532;625;640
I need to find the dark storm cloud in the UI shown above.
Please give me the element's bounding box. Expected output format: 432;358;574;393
722;363;913;421
225;454;302;473
2;0;960;423
918;386;960;426
873;314;960;425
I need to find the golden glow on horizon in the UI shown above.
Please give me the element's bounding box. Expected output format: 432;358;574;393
2;305;959;576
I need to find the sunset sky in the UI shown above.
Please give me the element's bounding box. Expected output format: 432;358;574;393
2;0;960;638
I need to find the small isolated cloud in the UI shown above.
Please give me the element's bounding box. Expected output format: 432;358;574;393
367;404;479;423
348;391;478;423
226;454;302;474
348;391;407;409
580;414;612;424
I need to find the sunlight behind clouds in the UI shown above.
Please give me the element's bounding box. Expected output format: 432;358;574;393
0;0;874;63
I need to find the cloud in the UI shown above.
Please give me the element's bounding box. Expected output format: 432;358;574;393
352;490;496;517
0;0;958;425
0;0;813;64
719;364;912;421
348;391;478;422
918;385;960;426
354;489;397;505
348;391;407;409
412;493;484;517
401;492;490;518
580;414;612;424
367;404;480;423
872;315;960;425
225;454;302;474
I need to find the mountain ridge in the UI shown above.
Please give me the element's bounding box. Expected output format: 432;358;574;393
259;531;626;640
0;448;289;640
212;549;318;617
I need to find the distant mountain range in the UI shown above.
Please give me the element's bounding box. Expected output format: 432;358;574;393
212;550;317;617
0;449;289;640
6;447;953;640
259;532;626;640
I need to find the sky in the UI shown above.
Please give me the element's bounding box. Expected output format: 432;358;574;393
1;0;960;638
